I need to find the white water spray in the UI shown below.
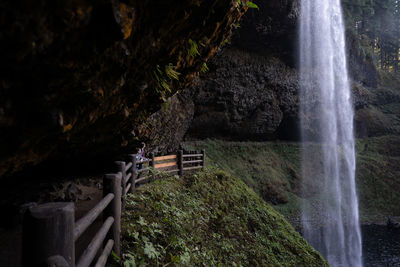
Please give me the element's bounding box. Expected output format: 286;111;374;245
299;0;362;266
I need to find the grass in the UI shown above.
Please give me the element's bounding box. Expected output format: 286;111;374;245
121;169;328;266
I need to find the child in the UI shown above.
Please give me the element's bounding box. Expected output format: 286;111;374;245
136;142;146;162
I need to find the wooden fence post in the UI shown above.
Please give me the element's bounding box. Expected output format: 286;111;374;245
192;150;197;167
103;173;122;257
22;202;75;267
115;161;126;209
202;149;206;171
128;154;137;193
149;152;154;167
178;150;183;176
149;152;155;180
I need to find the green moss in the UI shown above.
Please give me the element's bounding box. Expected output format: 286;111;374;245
121;169;328;266
184;138;400;224
183;140;302;205
355;135;400;223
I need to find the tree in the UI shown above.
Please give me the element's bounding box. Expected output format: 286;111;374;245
343;0;400;72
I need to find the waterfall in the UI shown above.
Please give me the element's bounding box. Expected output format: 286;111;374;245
299;0;363;266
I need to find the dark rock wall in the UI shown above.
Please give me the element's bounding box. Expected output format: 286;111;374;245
0;0;246;177
187;49;299;140
231;0;300;66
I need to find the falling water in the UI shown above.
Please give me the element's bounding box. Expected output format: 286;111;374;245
299;0;362;266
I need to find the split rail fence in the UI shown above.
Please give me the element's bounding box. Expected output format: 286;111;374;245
21;149;205;267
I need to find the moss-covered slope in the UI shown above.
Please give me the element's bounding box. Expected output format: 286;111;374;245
356;135;400;223
121;169;327;266
184;140;302;205
184;138;400;224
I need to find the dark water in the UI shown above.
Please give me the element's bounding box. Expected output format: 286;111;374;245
362;225;400;266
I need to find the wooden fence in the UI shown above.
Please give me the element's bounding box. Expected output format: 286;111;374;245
21;149;205;267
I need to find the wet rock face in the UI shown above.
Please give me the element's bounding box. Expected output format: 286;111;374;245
187;1;301;141
138;92;195;154
232;0;300;66
187;49;299;140
347;33;379;88
0;0;246;177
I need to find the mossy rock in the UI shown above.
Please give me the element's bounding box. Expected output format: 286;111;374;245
121;169;328;266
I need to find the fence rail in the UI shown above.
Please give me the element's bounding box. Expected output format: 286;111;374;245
22;149;205;267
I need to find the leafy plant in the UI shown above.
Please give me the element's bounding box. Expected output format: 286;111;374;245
165;64;180;80
152;65;171;93
143;241;160;260
188;39;200;58
201;62;209;73
151;64;180;101
235;0;259;9
111;250;121;265
123;253;136;267
245;1;259;9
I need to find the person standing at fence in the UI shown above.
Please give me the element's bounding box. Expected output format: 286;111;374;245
136;142;147;165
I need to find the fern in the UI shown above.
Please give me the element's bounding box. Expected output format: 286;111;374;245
143;241;160;260
153;65;171;93
201;62;209;73
123;253;135;267
165;64;180;80
235;0;259;9
188;39;200;57
246;1;259;9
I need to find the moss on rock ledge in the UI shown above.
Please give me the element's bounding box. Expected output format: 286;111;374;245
121;169;327;266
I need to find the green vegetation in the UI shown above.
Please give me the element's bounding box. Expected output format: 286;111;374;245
165;64;181;81
121;169;327;266
200;62;209;73
151;64;181;101
187;39;200;58
235;0;259;9
183;140;305;224
355;135;400;223
184;138;400;224
152;65;172;93
184;140;302;205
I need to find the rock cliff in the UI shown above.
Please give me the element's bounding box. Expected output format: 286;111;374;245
185;0;387;141
0;0;247;177
187;49;299;140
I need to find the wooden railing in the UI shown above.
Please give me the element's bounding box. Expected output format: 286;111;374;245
21;149;205;267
